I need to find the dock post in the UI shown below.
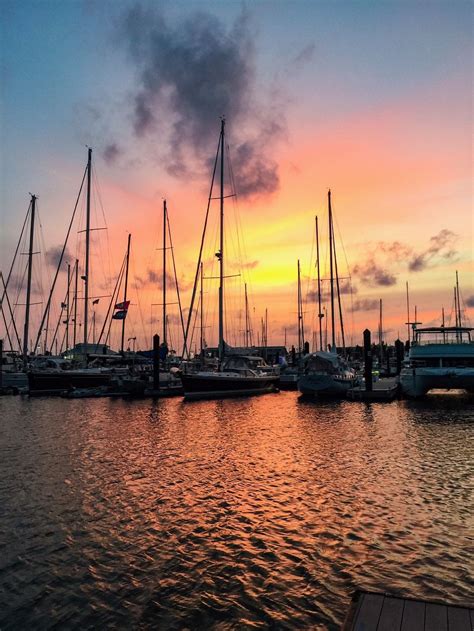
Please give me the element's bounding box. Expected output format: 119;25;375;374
0;339;3;389
153;334;160;391
363;329;372;392
395;339;404;375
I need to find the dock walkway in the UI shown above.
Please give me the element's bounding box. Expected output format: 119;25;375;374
343;591;473;631
347;377;399;402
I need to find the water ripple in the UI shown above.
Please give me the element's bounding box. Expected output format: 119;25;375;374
0;392;473;629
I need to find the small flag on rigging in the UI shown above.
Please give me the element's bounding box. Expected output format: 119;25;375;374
92;298;100;305
115;300;130;310
112;310;127;320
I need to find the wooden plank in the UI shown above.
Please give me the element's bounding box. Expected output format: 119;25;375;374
342;592;364;631
425;603;448;631
401;600;425;631
353;593;384;631
377;596;404;631
447;607;471;631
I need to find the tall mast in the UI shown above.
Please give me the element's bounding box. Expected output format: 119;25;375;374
65;262;70;351
163;199;167;346
297;259;303;352
454;286;458;336
83;147;92;349
332;207;346;353
455;270;462;328
23;194;36;365
379;298;383;367
315;215;323;351
328;189;336;351
218;118;225;364
121;233;131;353
73;259;78;348
245;282;250;348
265;308;268;351
200;261;204;354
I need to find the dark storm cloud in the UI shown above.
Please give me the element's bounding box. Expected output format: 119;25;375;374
118;4;283;198
466;295;474;308
408;229;457;272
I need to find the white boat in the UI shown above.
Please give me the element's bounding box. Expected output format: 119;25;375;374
298;350;358;396
400;326;474;397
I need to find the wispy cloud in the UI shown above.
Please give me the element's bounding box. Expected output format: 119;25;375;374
45;245;72;268
353;230;459;286
408;229;457;272
352;299;380;312
353;259;397;287
102;143;122;165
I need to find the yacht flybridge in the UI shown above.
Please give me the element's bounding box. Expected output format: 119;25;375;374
400;327;474;397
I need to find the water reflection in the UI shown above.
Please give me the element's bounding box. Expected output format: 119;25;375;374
0;393;472;629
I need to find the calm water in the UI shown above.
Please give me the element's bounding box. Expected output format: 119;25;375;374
0;392;473;629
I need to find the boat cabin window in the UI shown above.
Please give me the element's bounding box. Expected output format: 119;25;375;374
306;356;337;374
414;329;472;345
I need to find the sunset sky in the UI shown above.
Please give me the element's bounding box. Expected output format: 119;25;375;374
1;0;472;352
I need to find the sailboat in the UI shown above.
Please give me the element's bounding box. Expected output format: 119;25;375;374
26;149;130;394
298;190;357;397
180;119;279;400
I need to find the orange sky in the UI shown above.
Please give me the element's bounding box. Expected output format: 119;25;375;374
1;1;472;353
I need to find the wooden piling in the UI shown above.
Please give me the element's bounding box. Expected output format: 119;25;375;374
363;329;372;392
153;334;160;390
395;339;404;375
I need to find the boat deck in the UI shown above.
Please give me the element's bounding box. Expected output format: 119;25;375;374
343;591;473;631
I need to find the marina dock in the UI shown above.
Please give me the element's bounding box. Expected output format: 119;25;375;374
343;591;473;631
347;377;400;402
